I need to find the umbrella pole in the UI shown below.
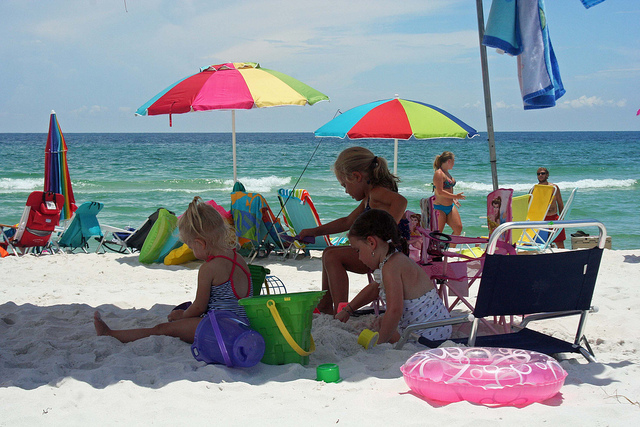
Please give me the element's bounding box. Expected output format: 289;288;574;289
476;0;499;191
232;110;237;182
393;138;398;175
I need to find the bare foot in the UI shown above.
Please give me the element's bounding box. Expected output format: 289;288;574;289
94;311;111;336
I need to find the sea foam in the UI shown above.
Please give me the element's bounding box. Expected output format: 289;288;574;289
0;178;41;193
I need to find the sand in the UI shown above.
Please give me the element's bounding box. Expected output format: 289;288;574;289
1;249;640;425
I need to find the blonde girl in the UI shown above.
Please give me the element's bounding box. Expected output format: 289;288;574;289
335;209;451;344
298;147;407;314
432;151;465;236
94;196;252;343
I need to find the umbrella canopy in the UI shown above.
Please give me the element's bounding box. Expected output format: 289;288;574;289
44;111;76;220
314;98;478;174
136;62;329;181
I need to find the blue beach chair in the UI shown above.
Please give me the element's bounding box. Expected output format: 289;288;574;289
56;201;104;253
231;190;293;261
277;188;347;255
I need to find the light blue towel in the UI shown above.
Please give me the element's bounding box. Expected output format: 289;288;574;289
483;0;565;110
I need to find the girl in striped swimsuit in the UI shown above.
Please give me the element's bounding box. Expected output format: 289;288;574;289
94;196;252;343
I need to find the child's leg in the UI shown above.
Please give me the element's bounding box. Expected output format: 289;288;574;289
320;246;370;314
94;311;202;344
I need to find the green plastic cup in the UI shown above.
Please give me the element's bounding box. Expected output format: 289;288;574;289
316;363;341;383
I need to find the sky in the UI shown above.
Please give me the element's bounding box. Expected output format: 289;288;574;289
1;0;639;133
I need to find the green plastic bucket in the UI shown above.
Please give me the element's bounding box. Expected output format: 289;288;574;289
238;291;325;365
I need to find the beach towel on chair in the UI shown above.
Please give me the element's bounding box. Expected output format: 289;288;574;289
230;191;267;249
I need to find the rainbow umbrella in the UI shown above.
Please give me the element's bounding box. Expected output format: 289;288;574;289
135;62;329;182
314;98;478;174
44;111;76;220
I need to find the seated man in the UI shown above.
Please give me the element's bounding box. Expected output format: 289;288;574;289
534;167;565;248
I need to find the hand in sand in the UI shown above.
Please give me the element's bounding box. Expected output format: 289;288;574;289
167;310;184;322
335;310;350;323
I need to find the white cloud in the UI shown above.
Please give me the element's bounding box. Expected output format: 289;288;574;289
558;95;627;109
71;105;109;115
494;101;520;110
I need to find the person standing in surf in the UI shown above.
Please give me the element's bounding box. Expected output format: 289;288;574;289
432;151;465;238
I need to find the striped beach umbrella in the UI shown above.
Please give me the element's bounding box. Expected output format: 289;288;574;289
44;111;76;220
314;98;477;174
136;62;329;182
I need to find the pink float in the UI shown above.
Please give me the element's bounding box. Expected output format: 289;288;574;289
401;347;568;406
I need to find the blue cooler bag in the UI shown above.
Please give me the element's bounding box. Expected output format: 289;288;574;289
191;310;265;368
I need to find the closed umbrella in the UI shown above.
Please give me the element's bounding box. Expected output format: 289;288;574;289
136;62;329;182
44;111;76;220
314;97;477;174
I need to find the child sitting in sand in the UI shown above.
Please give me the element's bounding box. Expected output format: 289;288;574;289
335;209;451;344
297;147;407;315
94;196;252;343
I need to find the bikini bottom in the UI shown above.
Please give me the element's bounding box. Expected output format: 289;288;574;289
433;203;454;216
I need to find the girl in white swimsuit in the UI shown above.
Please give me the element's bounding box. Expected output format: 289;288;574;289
335;209;451;344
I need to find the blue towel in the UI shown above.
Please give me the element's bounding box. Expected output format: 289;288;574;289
580;0;606;8
483;0;565;110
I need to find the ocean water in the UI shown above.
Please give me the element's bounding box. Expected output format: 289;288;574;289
1;131;638;249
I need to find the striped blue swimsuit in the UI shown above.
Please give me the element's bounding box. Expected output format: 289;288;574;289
205;250;252;320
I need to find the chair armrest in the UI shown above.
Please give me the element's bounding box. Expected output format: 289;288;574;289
395;313;474;349
101;224;133;234
517;308;596;329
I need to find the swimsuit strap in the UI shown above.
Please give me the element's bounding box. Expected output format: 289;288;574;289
205;249;252;298
379;250;398;271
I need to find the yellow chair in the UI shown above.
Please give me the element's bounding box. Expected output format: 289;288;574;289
510;194;531;244
518;185;556;246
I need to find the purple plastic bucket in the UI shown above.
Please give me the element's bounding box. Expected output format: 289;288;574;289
191;310;265;368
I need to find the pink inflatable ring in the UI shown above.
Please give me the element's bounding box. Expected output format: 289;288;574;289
401;347;568;406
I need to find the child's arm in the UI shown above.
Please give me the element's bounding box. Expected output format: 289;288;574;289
375;266;404;344
168;262;214;321
299;200;365;238
335;281;380;323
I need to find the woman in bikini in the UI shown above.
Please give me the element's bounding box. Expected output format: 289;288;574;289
432;151;465;237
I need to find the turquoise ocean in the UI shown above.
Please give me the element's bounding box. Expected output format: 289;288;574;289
1;131;638;249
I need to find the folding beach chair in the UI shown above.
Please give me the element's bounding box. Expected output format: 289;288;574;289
396;219;606;363
515;184;555;247
231;190;293;261
98;208;171;254
0;191;64;255
510;194;531;244
486;188;513;242
56;201;105;253
276;188;347;256
516;188;577;253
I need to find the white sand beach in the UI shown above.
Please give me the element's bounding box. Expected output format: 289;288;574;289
1;249;640;425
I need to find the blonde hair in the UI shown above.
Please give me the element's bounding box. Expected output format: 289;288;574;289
433;151;455;170
333;146;399;191
177;196;234;250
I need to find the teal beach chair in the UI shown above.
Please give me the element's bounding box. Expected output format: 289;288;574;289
277;188;347;255
56;201;104;253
